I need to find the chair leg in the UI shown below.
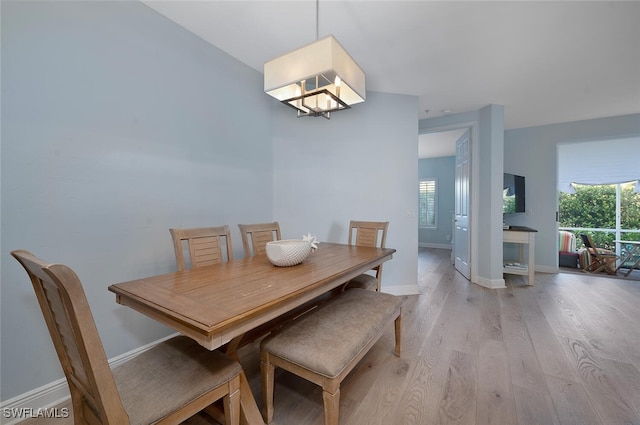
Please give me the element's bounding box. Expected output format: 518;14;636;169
260;352;275;424
322;387;340;425
591;261;607;274
583;255;605;273
224;377;241;425
586;258;617;275
394;313;402;357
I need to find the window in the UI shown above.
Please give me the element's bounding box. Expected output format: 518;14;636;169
419;178;437;228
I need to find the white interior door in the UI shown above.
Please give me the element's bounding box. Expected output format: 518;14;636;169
454;130;471;279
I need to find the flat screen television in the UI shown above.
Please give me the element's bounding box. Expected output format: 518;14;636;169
503;173;526;214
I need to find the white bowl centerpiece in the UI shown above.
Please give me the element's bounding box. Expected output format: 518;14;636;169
266;234;318;267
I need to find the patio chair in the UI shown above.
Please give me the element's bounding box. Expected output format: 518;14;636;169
579;234;619;275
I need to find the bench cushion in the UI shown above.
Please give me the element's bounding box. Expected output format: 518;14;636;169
261;288;401;378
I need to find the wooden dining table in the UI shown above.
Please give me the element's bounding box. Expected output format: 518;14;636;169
108;242;395;425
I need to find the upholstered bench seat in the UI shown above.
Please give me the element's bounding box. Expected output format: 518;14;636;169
260;288;402;425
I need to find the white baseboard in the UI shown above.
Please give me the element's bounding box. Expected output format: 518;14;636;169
419;242;452;250
474;276;506;289
535;265;557;273
0;334;178;425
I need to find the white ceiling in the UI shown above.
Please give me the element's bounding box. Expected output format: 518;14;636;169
142;0;640;131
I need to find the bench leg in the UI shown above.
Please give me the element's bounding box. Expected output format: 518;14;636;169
260;352;275;424
322;387;340;425
394;312;402;357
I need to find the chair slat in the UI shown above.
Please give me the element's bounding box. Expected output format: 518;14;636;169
238;222;281;257
170;226;233;271
345;220;389;291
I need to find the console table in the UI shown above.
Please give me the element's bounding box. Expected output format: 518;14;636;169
503;226;537;286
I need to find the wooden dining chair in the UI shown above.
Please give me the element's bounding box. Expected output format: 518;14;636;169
344;220;389;291
238;222;281;257
579;234;619;275
11;250;241;425
169;226;233;271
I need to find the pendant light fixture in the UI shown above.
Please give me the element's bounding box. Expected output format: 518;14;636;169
263;0;366;119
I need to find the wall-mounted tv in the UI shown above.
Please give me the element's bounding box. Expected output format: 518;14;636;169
503;173;526;214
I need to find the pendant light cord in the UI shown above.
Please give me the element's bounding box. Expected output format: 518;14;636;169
316;0;319;40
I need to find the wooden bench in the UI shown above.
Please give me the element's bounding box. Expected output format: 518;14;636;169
260;288;402;425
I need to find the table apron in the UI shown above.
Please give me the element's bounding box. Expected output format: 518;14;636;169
115;294;223;350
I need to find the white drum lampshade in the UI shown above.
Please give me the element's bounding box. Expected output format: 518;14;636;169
264;35;366;119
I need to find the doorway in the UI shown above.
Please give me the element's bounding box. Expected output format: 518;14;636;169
418;124;475;280
557;137;640;277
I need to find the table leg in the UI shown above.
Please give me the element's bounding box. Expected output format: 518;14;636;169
223;337;266;425
239;369;266;425
616;254;630;273
527;233;535;286
623;253;640;277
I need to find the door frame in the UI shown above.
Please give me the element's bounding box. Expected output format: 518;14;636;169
419;121;479;284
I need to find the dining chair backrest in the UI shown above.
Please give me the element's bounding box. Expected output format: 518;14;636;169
238;222;281;257
11;250;130;424
345;220;389;291
348;220;389;249
170;226;233;271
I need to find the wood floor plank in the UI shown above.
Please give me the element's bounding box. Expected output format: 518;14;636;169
545;375;603;425
390;345;447;425
510;282;579;382
497;283;548;393
512;384;561;425
479;287;503;342
476;339;518;425
436;350;477;425
528;274;586;341
391;278;469;424
594;356;640;421
555;275;640;369
345;352;411;425
557;336;640;424
404;272;454;356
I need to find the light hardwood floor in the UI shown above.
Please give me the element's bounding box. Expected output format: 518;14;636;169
18;248;640;424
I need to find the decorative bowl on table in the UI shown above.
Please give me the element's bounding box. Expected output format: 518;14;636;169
266;239;312;267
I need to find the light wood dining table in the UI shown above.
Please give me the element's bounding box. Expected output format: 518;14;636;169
108;242;395;425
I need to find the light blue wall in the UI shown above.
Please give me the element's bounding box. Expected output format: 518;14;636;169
272;91;419;294
1;0;421;403
418;156;455;247
1;1;273;400
478;105;506;282
504;114;640;271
